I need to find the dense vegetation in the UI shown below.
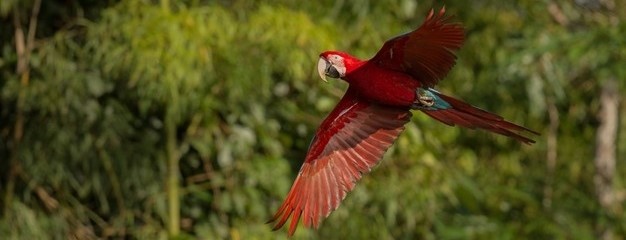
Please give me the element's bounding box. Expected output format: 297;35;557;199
1;0;625;239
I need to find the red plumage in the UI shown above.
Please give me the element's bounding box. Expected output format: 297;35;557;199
269;7;537;236
422;92;539;144
269;88;411;235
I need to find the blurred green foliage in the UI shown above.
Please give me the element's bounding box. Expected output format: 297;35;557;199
1;0;625;239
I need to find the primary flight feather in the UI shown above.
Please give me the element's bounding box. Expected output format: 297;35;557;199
269;7;538;236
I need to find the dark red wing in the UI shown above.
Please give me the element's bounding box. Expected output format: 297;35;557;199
268;87;411;236
371;7;465;87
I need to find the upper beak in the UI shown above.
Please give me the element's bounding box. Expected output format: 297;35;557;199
317;57;329;83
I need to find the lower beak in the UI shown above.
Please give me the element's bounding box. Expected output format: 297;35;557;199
317;57;329;83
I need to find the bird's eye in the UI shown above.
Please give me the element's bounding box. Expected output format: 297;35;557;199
330;55;343;65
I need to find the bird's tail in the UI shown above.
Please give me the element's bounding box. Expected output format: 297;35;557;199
414;88;539;144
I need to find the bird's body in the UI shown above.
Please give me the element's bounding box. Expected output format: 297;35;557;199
269;7;538;236
345;58;420;107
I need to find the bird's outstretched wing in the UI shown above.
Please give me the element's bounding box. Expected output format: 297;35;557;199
371;7;465;87
268;87;411;236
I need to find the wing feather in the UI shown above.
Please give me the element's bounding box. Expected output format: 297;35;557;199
371;7;465;87
268;87;411;236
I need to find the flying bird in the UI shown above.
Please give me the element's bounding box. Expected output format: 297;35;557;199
268;7;538;236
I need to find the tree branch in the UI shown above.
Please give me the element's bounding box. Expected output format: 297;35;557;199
594;78;620;240
4;0;42;217
594;79;619;211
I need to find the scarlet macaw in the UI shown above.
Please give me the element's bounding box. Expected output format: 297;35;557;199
269;7;538;236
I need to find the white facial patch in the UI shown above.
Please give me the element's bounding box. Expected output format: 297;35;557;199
327;54;346;77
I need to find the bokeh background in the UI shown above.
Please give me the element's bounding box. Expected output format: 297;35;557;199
1;0;625;239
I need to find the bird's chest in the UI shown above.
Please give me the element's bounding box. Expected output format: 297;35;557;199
346;66;420;107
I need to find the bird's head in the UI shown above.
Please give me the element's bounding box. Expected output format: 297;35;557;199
317;51;360;82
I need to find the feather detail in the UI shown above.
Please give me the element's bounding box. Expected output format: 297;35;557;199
371;7;465;87
268;87;411;236
419;91;539;144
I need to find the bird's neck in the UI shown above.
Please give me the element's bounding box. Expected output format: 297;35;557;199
341;56;366;81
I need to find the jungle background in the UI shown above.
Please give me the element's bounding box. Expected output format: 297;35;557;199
1;0;625;239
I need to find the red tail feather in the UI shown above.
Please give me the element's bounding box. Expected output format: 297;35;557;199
421;93;539;144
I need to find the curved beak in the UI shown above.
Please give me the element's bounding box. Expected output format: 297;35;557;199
317;57;329;83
